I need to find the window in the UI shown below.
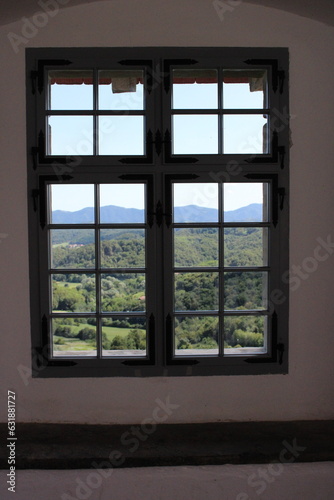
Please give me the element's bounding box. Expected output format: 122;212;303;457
26;48;289;376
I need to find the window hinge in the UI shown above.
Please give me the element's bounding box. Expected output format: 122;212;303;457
278;145;286;169
277;343;285;365
278;187;286;211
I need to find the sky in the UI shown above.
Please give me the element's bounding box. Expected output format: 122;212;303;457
50;73;267;212
51;182;265;213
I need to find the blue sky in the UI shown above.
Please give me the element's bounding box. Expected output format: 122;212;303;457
49;73;266;212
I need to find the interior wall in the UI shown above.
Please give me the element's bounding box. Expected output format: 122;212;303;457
0;0;333;424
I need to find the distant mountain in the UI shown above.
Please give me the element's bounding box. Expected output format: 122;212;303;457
52;203;263;224
174;203;263;223
224;203;264;222
52;205;144;224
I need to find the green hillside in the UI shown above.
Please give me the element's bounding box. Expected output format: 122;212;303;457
51;228;266;353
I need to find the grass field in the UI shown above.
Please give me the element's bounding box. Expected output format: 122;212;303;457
53;321;146;351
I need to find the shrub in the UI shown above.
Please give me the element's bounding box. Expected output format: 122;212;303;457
77;327;95;341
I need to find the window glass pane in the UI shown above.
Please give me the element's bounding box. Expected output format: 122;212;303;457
175;272;219;311
224;315;267;354
102;316;146;357
224;272;268;310
52;317;97;357
50;230;95;269
99;70;144;110
48;70;93;110
224;228;268;267
101;273;146;312
174;228;219;267
223;70;267;109
100;184;145;224
100;229;145;268
50;184;95;224
223;114;269;154
173;183;218;223
224;183;269;222
98;116;144;155
48;116;94;156
52;274;96;313
174;316;219;356
173;115;218;154
172;69;218;109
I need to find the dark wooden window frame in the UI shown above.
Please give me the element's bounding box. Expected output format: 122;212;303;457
26;47;289;377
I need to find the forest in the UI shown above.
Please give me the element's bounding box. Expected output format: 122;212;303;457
51;225;266;355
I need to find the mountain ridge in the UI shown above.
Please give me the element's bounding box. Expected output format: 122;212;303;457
52;203;263;224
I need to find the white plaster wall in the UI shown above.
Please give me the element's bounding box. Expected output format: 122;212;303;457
0;0;334;424
1;463;334;500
